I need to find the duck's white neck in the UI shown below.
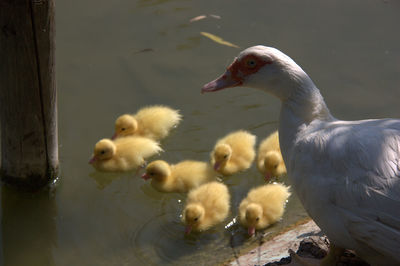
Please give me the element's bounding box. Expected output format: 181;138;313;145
277;77;334;164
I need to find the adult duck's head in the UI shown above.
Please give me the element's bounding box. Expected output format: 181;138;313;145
201;45;310;101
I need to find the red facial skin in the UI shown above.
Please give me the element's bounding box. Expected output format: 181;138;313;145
201;54;272;93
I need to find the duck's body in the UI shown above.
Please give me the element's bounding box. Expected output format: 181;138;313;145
141;160;217;193
182;181;230;233
286;117;400;263
210;130;256;176
202;45;400;265
257;130;286;181
238;183;291;236
113;105;182;140
90;137;162;172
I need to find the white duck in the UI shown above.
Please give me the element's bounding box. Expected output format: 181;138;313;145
202;45;400;266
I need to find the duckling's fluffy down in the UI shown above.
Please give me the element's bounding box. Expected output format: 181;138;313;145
182;181;230;232
144;160;218;193
239;183;291;232
116;105;182;140
91;137;162;172
257;131;286;179
211;130;256;176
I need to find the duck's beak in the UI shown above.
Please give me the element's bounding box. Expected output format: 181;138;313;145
213;162;221;171
141;173;151;180
201;70;242;93
265;172;272;182
185;225;192;234
248;227;256;236
89;156;97;164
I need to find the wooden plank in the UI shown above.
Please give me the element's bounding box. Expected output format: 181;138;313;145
0;0;58;190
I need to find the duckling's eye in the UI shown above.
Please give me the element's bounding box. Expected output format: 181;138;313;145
149;172;155;176
100;150;106;155
274;164;278;169
246;59;257;68
121;128;126;131
256;217;260;221
194;217;199;221
223;155;228;159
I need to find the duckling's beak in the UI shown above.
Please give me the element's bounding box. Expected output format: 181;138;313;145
213;162;221;171
141;173;151;180
185;225;192;234
248;227;255;236
265;172;272;182
201;70;242;93
89;156;97;164
111;133;118;140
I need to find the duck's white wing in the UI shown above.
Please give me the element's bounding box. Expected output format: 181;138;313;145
304;118;400;262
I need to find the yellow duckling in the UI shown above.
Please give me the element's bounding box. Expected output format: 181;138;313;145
257;131;287;181
210;130;256;176
238;183;291;236
112;105;182;140
89;137;162;172
141;160;217;193
182;181;230;234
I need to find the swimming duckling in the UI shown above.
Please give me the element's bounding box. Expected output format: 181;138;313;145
89;137;162;172
238;183;291;236
210;130;256;176
141;160;217;193
182;181;230;234
257;131;287;181
113;105;182;140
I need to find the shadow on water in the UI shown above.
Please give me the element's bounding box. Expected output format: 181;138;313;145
0;186;57;266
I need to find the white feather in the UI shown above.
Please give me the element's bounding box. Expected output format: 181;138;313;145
203;45;400;265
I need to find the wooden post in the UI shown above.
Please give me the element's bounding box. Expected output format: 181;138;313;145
0;0;58;190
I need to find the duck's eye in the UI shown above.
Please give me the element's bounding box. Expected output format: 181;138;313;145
149;172;155;176
274;164;278;169
246;59;257;68
194;217;199;222
223;155;228;159
100;150;105;155
121;128;126;131
256;217;260;221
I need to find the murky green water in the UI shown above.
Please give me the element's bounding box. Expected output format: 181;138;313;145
1;0;400;265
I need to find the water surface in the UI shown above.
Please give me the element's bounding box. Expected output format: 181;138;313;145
1;0;400;265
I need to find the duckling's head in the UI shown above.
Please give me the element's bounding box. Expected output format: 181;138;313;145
183;203;205;234
141;160;171;181
245;203;263;236
212;144;232;171
89;139;116;163
113;114;138;139
264;151;282;181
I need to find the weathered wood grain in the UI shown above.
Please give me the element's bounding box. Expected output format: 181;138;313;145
0;0;58;190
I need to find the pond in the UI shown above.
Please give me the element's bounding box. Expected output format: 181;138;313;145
1;0;400;265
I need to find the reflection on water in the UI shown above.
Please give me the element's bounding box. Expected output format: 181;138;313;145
1;187;57;266
1;0;399;265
